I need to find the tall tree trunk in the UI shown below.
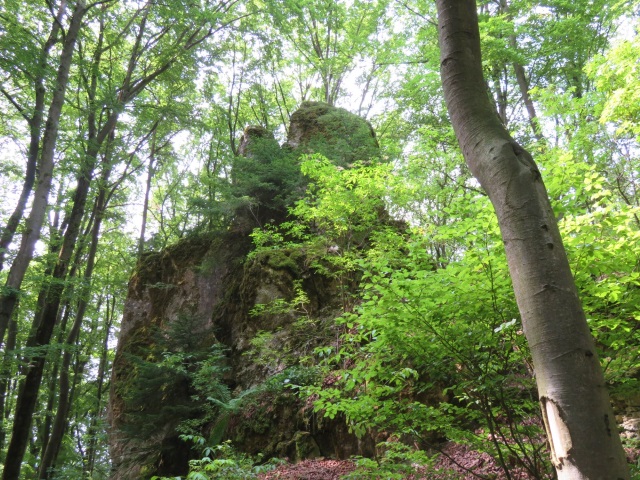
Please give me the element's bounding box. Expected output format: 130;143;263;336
39;139;114;479
0;314;18;459
38;311;84;479
37;301;72;466
0;0;87;349
436;1;629;478
83;299;113;476
496;0;544;143
512;55;543;143
491;68;508;126
0;1;66;272
2;106;118;480
139;123;159;257
0;123;39;272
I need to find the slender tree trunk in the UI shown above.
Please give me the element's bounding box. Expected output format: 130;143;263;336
0;1;87;349
0;314;18;459
39;139;114;479
38;315;81;479
0;129;39;272
139;123;159;257
2;110;118;480
37;302;72;465
491;68;508;126
84;294;114;476
0;1;66;272
512;59;543;142
436;1;629;478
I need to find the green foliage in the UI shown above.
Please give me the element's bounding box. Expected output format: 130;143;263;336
560;189;640;398
186;440;285;480
151;439;285;480
628;437;640;480
296;120;638;476
231;136;303;220
282;153;554;477
249;279;310;318
248;154;399;320
121;314;233;469
533;71;640;401
306;221;551;475
245;279;326;370
343;442;444;480
263;2;393;108
2;0;640;476
589;27;640;138
265;365;321;392
295;155;390;236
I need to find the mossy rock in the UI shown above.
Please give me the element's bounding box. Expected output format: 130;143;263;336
251;248;303;274
133;232;214;292
238;125;281;159
293;431;321;461
110;103;388;478
286;101;379;167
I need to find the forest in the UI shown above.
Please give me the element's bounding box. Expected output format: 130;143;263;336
0;0;639;478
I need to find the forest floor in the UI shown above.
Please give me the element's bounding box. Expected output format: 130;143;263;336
257;442;539;479
258;442;640;479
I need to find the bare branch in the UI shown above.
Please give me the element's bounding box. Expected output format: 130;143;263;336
0;87;29;122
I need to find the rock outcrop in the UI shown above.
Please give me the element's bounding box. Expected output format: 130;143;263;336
108;103;379;479
285;101;378;167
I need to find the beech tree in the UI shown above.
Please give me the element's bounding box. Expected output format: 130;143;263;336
0;0;89;350
0;0;638;476
436;0;629;478
1;0;242;476
0;0;67;272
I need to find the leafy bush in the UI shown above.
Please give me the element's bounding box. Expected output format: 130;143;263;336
120;314;235;473
343;442;439;479
151;438;285;480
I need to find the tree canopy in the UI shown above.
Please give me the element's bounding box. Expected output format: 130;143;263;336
0;0;639;478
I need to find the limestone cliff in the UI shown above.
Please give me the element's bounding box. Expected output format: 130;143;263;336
108;102;379;479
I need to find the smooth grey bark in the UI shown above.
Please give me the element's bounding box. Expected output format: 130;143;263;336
436;1;629;478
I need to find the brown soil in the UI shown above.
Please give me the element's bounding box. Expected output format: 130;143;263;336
257;442;545;480
258;459;356;480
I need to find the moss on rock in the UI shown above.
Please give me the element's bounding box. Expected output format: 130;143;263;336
109;102;384;479
286;101;379;167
